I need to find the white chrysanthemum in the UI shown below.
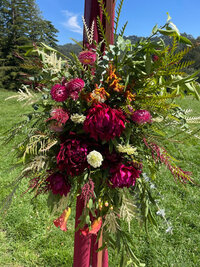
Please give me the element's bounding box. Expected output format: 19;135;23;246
70;113;86;124
117;144;138;156
87;150;103;168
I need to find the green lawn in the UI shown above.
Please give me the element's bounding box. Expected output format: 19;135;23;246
0;88;200;267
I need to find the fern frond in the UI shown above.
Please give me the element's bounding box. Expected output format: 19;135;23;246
98;0;110;23
103;211;120;233
120;194;136;232
114;0;124;39
22;155;48;173
22;134;57;162
82;17;95;45
185;116;200;124
119;21;128;37
97;16;109;49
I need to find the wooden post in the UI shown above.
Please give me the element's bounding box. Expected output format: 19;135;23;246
73;1;115;266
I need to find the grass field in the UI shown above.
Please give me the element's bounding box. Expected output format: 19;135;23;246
0;88;200;267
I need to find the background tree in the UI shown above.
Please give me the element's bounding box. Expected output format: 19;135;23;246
0;0;58;90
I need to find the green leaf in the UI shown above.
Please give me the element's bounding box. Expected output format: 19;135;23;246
152;24;158;35
86;215;90;224
145;53;151;74
88;198;93;209
179;35;193;46
158;29;176;36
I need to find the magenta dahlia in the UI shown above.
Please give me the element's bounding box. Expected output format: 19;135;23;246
131;110;152;124
78;51;96;65
65;78;85;100
83;104;126;141
109;163;141;188
46;173;71;196
50;84;68;102
57;137;88;177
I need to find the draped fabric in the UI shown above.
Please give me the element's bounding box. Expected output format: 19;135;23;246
73;1;115;266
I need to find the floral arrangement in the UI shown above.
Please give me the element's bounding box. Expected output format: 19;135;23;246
4;12;200;265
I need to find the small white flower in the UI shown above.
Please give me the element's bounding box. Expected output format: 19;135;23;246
70;113;86;124
117;144;138;156
87;150;103;168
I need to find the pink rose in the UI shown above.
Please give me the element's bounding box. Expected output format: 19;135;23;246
84;104;126;141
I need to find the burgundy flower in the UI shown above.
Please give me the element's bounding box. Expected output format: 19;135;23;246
84;104;126;141
65;78;85;100
57;137;88;177
51;84;68;102
152;55;159;62
78;51;96;65
131;110;152;124
47;173;71;196
109;163;141;188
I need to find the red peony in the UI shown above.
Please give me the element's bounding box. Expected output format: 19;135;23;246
65;78;85;100
46;173;71;196
109;163;141;188
78;51;96;65
57;137;88;177
131;110;152;124
51;84;68;102
83;104;126;141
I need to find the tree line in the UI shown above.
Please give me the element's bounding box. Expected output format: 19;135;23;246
0;0;58;90
1;0;200;91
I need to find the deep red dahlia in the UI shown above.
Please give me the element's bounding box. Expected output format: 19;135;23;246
109;163;141;188
83;104;126;141
57;137;88;177
78;51;96;65
46;173;71;196
65;78;85;100
51;84;68;102
131;110;152;124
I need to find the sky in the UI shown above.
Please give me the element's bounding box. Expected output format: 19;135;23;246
36;0;200;45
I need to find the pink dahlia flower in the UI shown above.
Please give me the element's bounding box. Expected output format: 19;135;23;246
46;173;71;196
57;137;88;177
78;51;96;65
131;110;152;124
48;107;69;124
84;104;126;141
109;163;141;188
51;84;68;102
65;78;85;100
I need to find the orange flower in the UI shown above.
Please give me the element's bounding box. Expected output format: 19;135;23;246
81;217;102;236
125;90;136;102
53;207;71;232
106;65;125;93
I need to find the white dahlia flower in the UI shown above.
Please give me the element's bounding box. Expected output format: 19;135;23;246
87;150;103;168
